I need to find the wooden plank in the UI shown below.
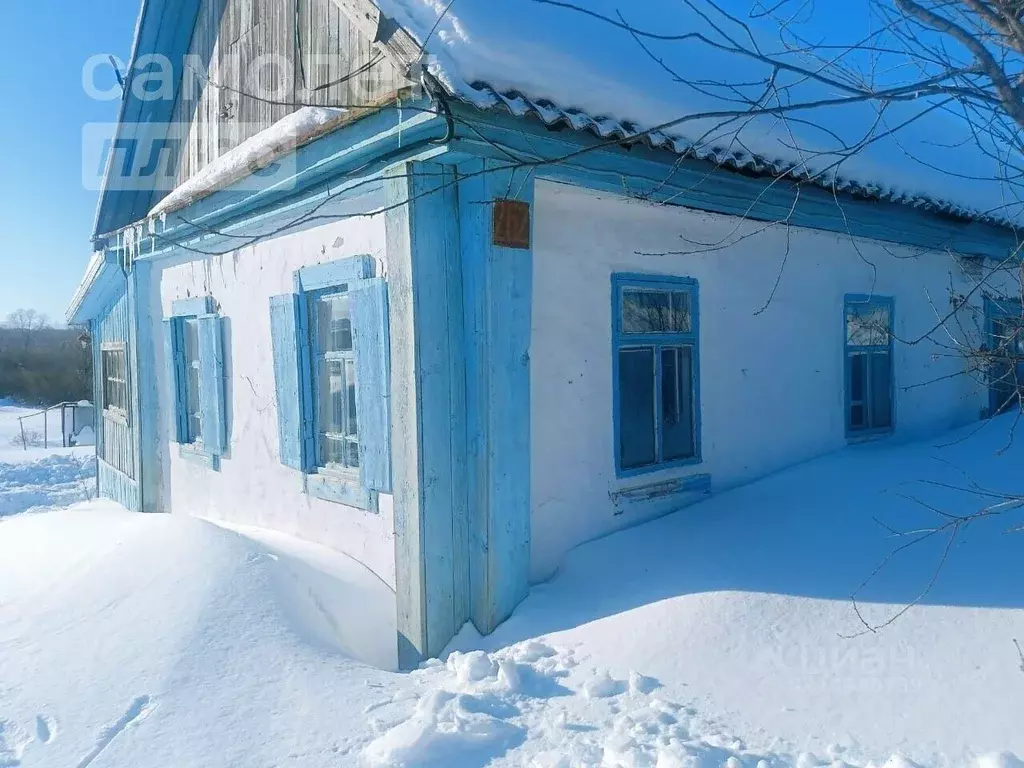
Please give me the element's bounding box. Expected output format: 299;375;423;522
269;293;307;470
458;157;533;634
351;278;392;492
98;459;140;510
197;314;228;456
386;160;470;666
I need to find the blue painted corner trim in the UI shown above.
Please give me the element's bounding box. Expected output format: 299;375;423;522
294;255;376;293
171;296;214;317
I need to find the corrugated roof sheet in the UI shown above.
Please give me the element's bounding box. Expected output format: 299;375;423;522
451;81;1016;229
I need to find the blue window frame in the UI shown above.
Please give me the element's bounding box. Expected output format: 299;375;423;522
612;273;701;477
984;297;1024;416
163;297;228;468
844;295;894;436
269;255;392;511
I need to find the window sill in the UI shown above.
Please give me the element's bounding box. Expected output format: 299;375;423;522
179;442;219;469
846;428;893;444
305;472;377;512
610;472;712;513
615;454;702;480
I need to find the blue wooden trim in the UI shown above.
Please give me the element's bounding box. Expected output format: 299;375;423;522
458;157;533;637
98;457;140;511
305;473;376;511
269;293;308;471
351;278;392;493
67;251;126;325
387;160;472;667
294;255;376;293
611;273;702;479
197;314;228;457
125;266;144;505
843;294;896;438
444;104;1021;261
162;318;188;444
99;106;444;249
295;291;316;472
92;0;205;237
89;319;102;495
171;296;214;317
132;261;161;510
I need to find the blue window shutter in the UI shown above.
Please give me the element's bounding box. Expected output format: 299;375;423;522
197;314;228;456
351;277;391;492
295;293;316;469
162;318;186;443
270;294;311;471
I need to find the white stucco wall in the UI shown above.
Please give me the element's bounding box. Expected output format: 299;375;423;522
151;189;397;589
530;181;992;582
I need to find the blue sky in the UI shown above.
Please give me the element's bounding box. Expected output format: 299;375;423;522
0;0;138;324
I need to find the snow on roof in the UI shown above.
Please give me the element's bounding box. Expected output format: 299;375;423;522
377;0;1024;228
149;107;348;219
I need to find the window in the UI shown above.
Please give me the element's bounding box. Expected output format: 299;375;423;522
985;298;1024;416
163;297;227;467
269;256;392;511
845;295;894;435
310;289;360;472
101;344;128;416
613;274;700;475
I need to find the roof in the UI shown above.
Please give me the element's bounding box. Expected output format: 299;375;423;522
375;0;1024;229
91;0;204;239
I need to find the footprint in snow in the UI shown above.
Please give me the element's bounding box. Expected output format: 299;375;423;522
35;716;56;745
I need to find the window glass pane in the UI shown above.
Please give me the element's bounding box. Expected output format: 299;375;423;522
346;357;359;437
182;320;203;443
622;289;691;334
316;292;352;353
661;346;696;461
850;404;865;429
318;358;360;469
102;348;128;412
870;352;892;428
186;365;202;442
846;303;891;346
849;352;866;403
618;347;656;469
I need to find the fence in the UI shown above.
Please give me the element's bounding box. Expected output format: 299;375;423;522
17;401;96;449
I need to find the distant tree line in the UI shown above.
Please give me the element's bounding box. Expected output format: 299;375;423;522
0;310;92;406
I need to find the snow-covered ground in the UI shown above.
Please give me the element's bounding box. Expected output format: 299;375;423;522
1;408;1022;768
0;402;96;516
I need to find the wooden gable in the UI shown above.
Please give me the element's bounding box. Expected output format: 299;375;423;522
165;0;415;203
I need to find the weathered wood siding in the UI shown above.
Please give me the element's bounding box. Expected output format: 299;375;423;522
168;0;411;190
95;290;138;497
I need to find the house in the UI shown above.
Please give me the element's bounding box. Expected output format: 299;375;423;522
67;0;1023;667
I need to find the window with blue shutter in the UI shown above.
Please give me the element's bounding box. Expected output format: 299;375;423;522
612;273;701;477
844;295;894;437
165;297;229;468
269;256;390;511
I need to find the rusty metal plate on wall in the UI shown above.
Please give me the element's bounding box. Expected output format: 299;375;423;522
492;199;531;249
